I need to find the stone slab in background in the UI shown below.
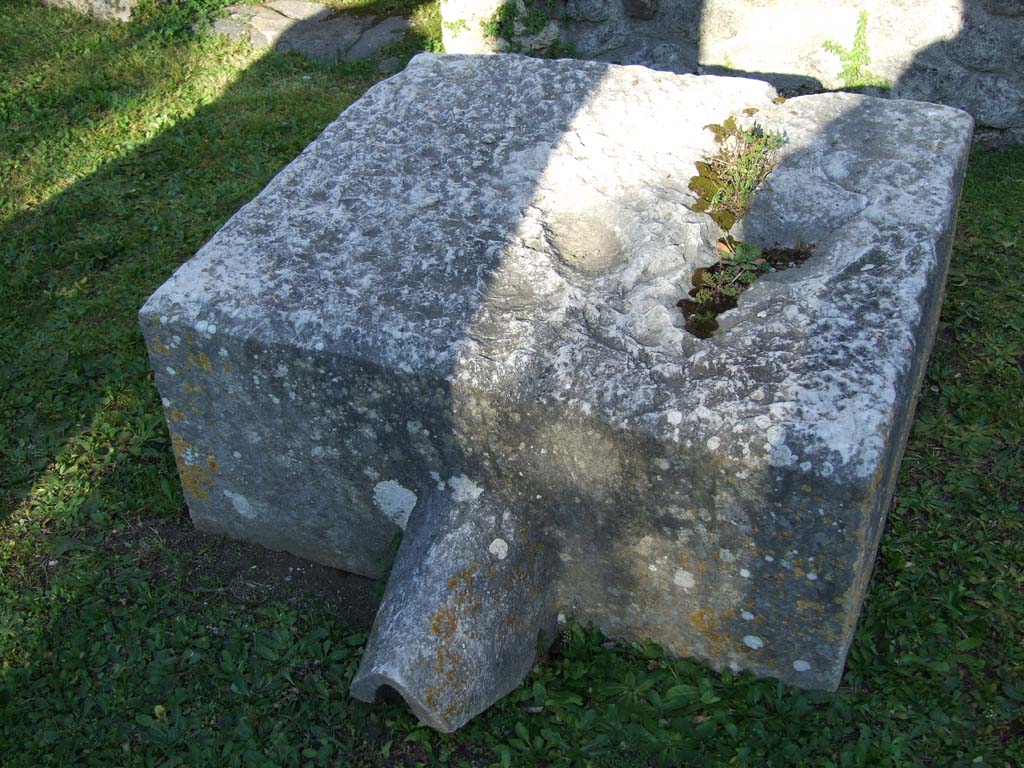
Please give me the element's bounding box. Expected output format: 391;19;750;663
141;54;973;730
211;2;409;63
38;0;138;22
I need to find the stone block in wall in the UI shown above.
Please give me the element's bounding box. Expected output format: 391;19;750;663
622;0;658;20
442;0;565;56
568;17;629;55
440;0;506;54
566;0;620;22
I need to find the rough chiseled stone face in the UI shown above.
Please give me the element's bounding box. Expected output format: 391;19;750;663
141;54;973;732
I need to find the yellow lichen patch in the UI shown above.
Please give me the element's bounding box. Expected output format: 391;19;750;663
446;562;479;590
170;433;219;501
189;351;214;372
148;339;171;355
423;561;488;722
796;598;823;614
430;606;458;639
689;607;738;656
170;409;185;422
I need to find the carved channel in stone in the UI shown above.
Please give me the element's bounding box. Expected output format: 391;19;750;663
677;239;816;338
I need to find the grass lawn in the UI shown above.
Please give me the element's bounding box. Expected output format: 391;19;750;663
1;1;1021;765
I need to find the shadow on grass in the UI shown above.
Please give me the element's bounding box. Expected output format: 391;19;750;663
0;0;442;522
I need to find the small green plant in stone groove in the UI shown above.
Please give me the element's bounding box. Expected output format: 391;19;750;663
678;237;814;338
823;10;891;91
689;115;786;231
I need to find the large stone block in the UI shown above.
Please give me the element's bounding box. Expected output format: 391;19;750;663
141;54;972;731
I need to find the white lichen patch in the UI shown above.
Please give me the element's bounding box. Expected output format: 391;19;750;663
673;569;695;589
765;425;786;446
740;568;751;578
806;572;818;581
373;480;417;529
741;610;755;621
448;474;484;502
488;538;509;560
743;635;764;650
792;659;811;672
224;490;257;519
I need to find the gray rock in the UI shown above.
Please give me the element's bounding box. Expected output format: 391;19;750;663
276;14;375;62
210;3;399;63
141;54;972;731
568;18;628;55
346;17;411;61
596;41;697;73
944;14;1016;72
958;74;1024;130
265;0;332;21
981;0;1024;16
622;0;658;20
566;0;621;22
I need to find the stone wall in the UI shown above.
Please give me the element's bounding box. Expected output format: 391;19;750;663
39;0;139;22
441;0;1024;144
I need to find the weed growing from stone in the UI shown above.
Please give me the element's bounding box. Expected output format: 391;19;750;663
823;10;891;91
689;116;786;231
683;115;790;336
678;237;813;337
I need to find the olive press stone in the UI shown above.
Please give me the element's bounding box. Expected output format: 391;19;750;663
139;53;973;731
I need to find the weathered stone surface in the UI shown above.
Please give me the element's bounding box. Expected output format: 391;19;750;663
566;0;620;23
211;2;408;63
265;0;332;21
141;54;972;731
345;16;410;61
38;0;138;22
440;0;505;55
622;0;659;20
980;0;1024;16
440;0;1024;143
568;17;629;56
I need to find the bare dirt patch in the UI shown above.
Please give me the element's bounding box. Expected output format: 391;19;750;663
109;514;381;630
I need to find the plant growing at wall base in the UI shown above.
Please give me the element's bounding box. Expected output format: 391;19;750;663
481;0;570;58
823;10;891;91
688;116;786;231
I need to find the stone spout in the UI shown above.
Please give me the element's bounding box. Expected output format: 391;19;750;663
350;484;561;732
